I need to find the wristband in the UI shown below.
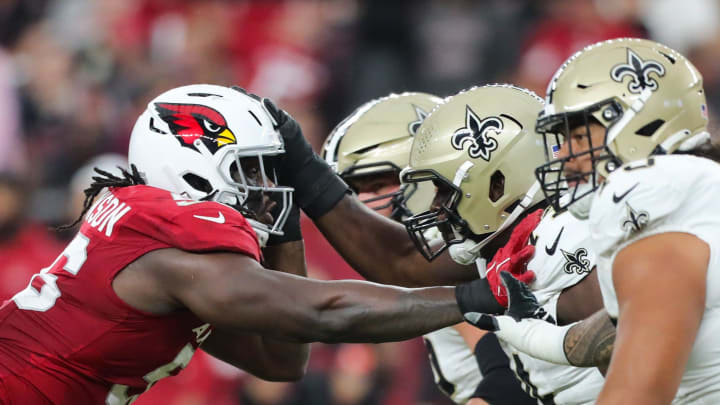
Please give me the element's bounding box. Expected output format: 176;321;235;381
455;277;505;317
293;157;350;219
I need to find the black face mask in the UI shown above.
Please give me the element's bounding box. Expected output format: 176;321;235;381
535;99;623;213
400;169;471;261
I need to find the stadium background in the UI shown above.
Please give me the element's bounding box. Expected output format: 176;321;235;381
0;0;718;404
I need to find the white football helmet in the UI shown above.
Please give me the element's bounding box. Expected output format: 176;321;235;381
128;84;293;236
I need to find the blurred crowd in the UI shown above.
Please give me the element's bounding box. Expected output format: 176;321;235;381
1;0;719;404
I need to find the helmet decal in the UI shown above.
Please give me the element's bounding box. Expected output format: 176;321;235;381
154;103;236;153
408;104;429;135
450;106;501;161
610;48;665;94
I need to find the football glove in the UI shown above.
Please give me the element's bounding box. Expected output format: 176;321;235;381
485;209;542;307
262;98;350;219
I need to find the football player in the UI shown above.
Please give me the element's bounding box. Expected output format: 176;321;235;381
402;85;605;405
321;92;535;405
0;84;514;404
490;38;720;405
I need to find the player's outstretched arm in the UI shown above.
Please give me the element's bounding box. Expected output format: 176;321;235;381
146;247;468;344
596;233;708;405
316;195;476;287
262;98;475;287
479;272;612;372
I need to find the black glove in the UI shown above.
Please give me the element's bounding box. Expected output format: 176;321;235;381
262;98;350;219
455;278;506;330
500;271;553;323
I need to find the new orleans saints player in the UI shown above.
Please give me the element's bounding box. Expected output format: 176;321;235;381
321;92;534;405
490;38;720;405
401;85;605;405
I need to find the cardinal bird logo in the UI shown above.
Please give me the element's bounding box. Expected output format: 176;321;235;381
154;103;236;153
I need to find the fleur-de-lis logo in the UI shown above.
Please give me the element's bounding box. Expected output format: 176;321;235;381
621;202;649;232
561;248;591;275
408;105;428;136
451;106;501;161
611;49;665;94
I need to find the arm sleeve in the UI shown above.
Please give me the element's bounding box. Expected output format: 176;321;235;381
470;333;537;405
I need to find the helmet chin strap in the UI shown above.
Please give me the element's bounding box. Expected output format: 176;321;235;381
449;181;541;265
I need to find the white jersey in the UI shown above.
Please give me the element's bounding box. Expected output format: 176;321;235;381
589;154;720;404
501;209;604;404
424;327;482;404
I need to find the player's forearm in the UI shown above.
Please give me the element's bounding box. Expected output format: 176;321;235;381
315;196;475;287
493;308;615;373
310;283;463;343
258;240;311;372
563;309;615;374
262;240;308;277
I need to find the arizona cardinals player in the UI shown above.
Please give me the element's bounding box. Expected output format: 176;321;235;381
0;84;505;405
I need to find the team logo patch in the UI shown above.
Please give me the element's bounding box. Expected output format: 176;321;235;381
621;202;649;232
408;105;429;135
451;106;501;161
154;103;236;154
610;48;665;94
561;247;591;275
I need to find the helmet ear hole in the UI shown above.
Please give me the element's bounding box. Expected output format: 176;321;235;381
182;173;213;193
489;170;505;202
635;119;665;137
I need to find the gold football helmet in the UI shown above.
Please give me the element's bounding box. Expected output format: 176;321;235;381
322;92;442;220
402;84;546;260
536;38;710;212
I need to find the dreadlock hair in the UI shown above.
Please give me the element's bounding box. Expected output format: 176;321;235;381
58;164;145;231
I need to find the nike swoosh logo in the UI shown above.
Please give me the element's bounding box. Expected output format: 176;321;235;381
612;183;639;203
193;212;225;224
545;226;564;256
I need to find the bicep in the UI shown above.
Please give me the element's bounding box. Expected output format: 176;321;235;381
150;248;319;336
598;232;708;404
556;267;603;325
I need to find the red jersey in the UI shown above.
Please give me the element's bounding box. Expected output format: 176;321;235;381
0;185;261;405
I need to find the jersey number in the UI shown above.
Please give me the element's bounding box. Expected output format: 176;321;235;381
12;232;90;311
512;354;556;405
424;338;456;397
